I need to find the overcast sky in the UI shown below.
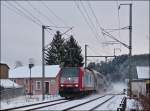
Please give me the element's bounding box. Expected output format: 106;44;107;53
1;1;149;68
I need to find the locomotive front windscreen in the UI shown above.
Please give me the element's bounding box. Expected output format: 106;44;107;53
61;67;79;77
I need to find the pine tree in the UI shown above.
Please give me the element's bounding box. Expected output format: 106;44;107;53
64;35;83;67
45;31;65;65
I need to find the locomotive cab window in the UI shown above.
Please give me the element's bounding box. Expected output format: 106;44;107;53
61;67;79;77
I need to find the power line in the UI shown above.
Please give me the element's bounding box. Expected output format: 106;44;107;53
14;1;44;25
116;0;122;50
4;1;41;26
86;1;112;54
74;1;111;55
3;1;53;34
40;1;69;27
116;0;121;38
27;1;73;35
26;1;56;26
79;1;101;42
74;1;101;45
86;1;104;32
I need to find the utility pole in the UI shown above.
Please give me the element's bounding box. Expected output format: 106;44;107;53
85;44;88;68
119;3;132;98
129;4;132;98
42;25;51;101
42;25;45;101
29;62;34;98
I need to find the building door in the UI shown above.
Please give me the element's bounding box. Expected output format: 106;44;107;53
45;82;49;94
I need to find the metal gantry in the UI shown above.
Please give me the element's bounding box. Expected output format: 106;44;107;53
84;44;116;67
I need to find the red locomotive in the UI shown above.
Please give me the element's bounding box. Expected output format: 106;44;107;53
58;67;108;98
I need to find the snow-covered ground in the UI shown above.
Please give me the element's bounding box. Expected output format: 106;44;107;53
1;82;142;110
71;95;113;110
96;95;125;110
126;98;143;110
39;94;107;110
0;94;62;110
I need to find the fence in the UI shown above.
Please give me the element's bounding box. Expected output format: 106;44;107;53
0;87;25;100
117;97;127;111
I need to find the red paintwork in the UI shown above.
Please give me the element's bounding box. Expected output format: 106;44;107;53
58;67;95;93
79;67;84;91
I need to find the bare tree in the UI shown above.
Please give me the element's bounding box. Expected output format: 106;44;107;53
14;61;23;68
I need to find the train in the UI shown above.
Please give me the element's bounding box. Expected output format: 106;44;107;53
58;67;109;98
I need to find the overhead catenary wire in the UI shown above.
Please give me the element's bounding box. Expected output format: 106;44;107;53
116;0;122;49
4;1;53;34
14;1;44;25
27;1;73;35
74;1;112;55
74;1;101;45
40;1;69;27
26;1;56;26
86;1;104;33
4;1;41;27
86;1;112;54
79;0;102;42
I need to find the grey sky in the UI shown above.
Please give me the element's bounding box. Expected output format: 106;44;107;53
1;1;149;68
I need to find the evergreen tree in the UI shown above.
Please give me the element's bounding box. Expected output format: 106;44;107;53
63;35;83;67
45;31;65;65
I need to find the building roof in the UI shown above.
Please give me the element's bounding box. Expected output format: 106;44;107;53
9;65;60;78
0;79;21;88
136;66;149;79
0;63;9;69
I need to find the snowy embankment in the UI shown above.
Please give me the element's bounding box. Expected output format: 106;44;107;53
108;82;143;110
126;98;143;110
0;95;62;110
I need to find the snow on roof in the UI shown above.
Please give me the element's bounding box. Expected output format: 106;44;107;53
136;66;149;79
0;79;21;88
9;65;60;78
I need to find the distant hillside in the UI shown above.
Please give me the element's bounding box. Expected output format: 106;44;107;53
88;54;150;82
119;54;149;81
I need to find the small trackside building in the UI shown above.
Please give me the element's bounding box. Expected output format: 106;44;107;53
0;63;9;79
9;65;60;95
131;66;150;97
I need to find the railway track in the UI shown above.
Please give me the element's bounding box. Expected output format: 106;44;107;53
61;95;107;111
3;93;124;111
2;98;67;111
88;96;115;111
63;95;115;111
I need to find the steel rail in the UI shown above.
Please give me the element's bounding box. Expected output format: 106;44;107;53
24;100;71;111
89;95;115;111
2;98;65;111
62;95;106;111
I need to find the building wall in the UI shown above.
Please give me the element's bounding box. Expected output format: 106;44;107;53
0;64;9;79
12;77;59;95
131;81;146;97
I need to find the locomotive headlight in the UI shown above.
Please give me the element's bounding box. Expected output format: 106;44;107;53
75;84;78;87
61;84;64;87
